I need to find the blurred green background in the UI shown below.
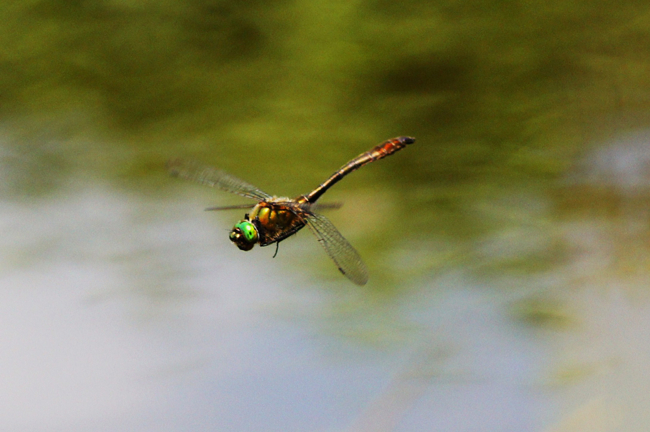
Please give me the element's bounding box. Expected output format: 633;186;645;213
3;1;650;431
6;0;650;284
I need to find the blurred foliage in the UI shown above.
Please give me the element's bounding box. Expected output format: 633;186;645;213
510;296;576;329
2;0;650;286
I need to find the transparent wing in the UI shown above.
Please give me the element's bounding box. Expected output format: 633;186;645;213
304;212;369;286
204;204;256;211
308;202;343;211
167;158;272;201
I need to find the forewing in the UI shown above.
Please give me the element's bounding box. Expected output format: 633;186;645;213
205;204;256;211
304;212;369;286
167;158;272;201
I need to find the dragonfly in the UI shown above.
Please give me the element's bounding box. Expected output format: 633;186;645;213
168;136;415;285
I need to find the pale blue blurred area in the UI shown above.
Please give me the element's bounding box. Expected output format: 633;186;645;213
2;131;650;430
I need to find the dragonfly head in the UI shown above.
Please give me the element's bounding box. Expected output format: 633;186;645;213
229;220;258;251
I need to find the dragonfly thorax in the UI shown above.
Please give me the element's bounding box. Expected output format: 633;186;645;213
229;220;258;251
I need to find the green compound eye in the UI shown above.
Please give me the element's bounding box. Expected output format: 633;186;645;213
229;220;258;251
236;221;258;242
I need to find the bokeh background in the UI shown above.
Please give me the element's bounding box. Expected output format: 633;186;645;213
2;1;650;431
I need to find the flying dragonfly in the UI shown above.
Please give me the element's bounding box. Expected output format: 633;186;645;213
168;136;415;285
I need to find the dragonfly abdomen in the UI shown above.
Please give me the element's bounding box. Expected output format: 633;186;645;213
367;135;416;160
306;136;415;203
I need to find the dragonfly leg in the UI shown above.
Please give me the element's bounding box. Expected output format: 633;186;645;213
273;241;280;258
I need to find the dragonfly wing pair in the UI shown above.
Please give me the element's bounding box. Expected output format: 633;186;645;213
167;158;368;285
